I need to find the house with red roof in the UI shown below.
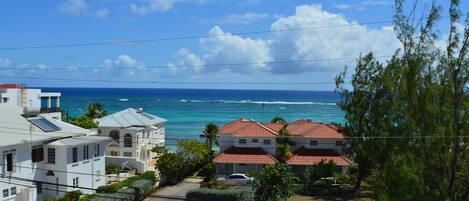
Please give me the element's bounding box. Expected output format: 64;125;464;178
213;118;352;176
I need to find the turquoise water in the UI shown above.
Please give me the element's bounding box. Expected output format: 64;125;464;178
43;88;344;147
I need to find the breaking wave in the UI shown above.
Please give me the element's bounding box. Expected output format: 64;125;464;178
178;99;336;106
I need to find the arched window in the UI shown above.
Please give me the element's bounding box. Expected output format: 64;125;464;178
109;130;120;144
124;134;132;147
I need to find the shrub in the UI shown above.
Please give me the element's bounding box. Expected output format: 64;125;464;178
91;188;135;201
132;179;153;200
139;171;157;186
156;152;185;185
186;187;253;201
65;190;82;201
97;171;156;193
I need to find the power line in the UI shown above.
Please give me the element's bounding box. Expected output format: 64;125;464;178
0;20;394;50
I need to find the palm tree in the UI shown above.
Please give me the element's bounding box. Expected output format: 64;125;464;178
200;123;219;158
85;102;107;118
271;116;287;124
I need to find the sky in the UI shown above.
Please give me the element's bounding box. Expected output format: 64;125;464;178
0;0;467;90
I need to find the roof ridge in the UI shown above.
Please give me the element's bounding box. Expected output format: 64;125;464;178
256;122;278;135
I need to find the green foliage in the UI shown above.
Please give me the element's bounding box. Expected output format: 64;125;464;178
186;187;253;201
64;190;82;201
271;116;287;124
275;126;292;163
69;116;98;129
105;163;124;175
92;188;135;201
336;0;469;200
304;160;337;185
97;171;156;193
132;179;153;200
177;140;211;172
156;152;185;185
200;123;220;150
251;163;298;201
151;145;168;158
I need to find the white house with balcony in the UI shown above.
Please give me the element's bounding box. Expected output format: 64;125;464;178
0;84;61;119
96;108;166;174
214;119;352;176
0;104;110;201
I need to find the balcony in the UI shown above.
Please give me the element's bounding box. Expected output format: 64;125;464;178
40;107;60;113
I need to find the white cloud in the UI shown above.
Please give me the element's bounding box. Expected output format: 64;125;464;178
201;12;269;25
37;64;47;70
169;4;400;75
129;0;210;15
102;54;145;76
58;0;88;15
334;0;391;11
95;8;109;18
0;57;12;67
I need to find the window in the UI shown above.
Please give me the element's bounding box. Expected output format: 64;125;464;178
48;148;56;164
2;97;8;103
124;134;132;147
4;151;16;173
239;139;247;144
123;152;132;157
72;147;78;163
72;177;79;188
109;130;120;143
263;140;271;145
94;143;100;157
10;187;16;196
335;141;343;146
310;140;318;146
252;139;259;143
3;189;8;198
36;182;43;194
110;151;118;156
32;146;44;162
83;145;89;160
97;129;101;134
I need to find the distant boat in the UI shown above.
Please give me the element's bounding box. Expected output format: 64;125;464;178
118;98;129;102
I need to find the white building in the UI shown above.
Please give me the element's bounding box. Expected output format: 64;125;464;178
0;104;110;201
214;119;352;176
96;108;166;174
0;84;61;120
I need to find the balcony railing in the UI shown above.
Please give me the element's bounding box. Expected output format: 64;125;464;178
40;107;60;113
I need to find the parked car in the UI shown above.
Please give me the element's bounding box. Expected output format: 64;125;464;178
218;173;253;185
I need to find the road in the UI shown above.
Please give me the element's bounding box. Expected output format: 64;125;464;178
145;177;203;201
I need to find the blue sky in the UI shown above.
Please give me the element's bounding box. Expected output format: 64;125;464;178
0;0;467;90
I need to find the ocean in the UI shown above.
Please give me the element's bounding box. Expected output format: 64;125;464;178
42;88;344;148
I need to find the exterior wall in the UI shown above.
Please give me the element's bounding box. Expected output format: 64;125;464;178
290;137;344;153
0;88;61;119
99;123;165;173
0;143;40;201
219;135;276;155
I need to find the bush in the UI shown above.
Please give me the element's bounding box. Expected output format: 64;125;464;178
91;188;135;201
97;171;157;193
186;187;253;201
139;171;157;186
156;152;185;185
132;179;153;200
105;164;124;175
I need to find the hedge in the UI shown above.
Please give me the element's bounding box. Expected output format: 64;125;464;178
131;179;153;200
186;187;253;201
97;171;156;193
91;188;135;201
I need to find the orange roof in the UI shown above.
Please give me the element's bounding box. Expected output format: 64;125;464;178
221;119;343;139
219;119;277;137
213;147;277;164
0;84;24;89
286;147;352;166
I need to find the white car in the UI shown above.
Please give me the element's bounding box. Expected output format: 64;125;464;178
218;174;253;185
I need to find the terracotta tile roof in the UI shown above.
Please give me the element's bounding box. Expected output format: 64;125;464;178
0;84;24;89
221;119;343;139
286;147;352;166
219;119;278;137
213;147;278;164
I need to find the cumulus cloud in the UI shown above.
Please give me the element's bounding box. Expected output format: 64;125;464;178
58;0;88;15
169;4;401;75
58;0;109;18
129;0;210;15
102;54;145;76
0;57;12;67
201;12;269;25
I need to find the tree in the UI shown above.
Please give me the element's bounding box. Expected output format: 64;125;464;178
85;102;107;118
177;140;211;173
69;116;98;129
69;102;106;128
275;126;292;163
303;160;337;190
199;123;219;158
151;145;168;158
271;116;287;124
336;0;469;200
252;163;298;201
156;152;185;185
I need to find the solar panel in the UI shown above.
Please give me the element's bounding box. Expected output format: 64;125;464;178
30;118;61;132
142;113;155;120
